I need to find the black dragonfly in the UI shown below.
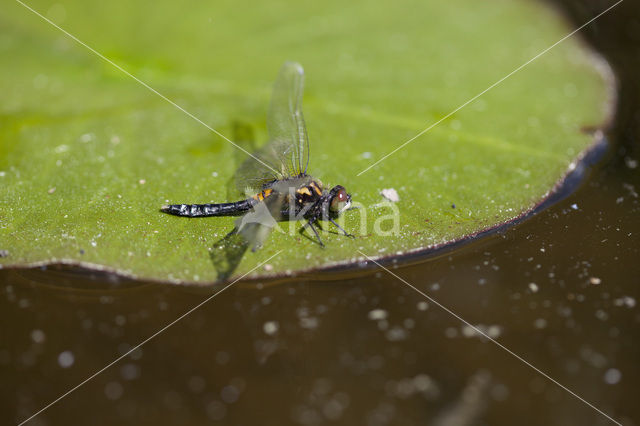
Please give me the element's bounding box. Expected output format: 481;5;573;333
161;62;353;250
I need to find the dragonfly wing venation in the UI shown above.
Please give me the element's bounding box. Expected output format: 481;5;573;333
267;61;309;176
234;61;310;196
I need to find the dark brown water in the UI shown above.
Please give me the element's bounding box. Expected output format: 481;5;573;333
2;1;639;425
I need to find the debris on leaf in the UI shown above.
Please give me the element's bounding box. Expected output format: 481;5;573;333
380;188;399;202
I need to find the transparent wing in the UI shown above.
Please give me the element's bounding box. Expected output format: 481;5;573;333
234;176;308;250
234;62;310;196
267;61;309;177
235;192;285;251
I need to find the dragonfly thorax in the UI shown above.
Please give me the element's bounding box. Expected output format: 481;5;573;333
285;180;351;222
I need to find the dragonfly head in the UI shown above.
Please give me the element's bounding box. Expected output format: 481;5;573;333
328;185;351;216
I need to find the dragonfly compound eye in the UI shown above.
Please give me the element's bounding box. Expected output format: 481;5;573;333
330;187;351;213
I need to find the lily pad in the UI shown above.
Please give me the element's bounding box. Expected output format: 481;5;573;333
0;0;614;283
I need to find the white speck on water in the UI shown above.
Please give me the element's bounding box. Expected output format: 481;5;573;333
589;277;602;285
221;385;240;404
534;318;547;329
570;203;578;210
263;321;278;335
48;187;56;194
264;264;273;272
487;325;502;338
461;324;502;339
91;241;97;247
54;144;69;153
623;183;638;198
110;135;121;144
211;171;218;177
100;295;114;304
368;309;388;321
120;363;140;380
361;151;372;159
127;347;143;360
206;400;226;421
31;329;46;343
417;301;429;311
323;398;346;420
139;179;146;185
58;351;74;368
613;296;636;308
0;171;5;177
386;327;407;341
595;309;608;321
300;317;319;329
528;283;539;293
430;283;440;291
380;188;400;202
462;325;477;338
624;157;638;169
604;368;621;385
104;381;124;400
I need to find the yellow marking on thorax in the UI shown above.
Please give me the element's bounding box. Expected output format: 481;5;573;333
252;188;273;201
309;181;323;196
297;187;312;197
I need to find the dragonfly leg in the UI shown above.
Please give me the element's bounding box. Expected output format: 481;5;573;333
302;219;324;247
329;218;355;238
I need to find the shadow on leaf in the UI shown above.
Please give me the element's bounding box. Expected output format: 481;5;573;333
209;228;249;281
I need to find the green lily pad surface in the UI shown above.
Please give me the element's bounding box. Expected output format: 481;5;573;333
0;0;614;283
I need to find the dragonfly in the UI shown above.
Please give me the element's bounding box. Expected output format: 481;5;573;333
161;62;353;250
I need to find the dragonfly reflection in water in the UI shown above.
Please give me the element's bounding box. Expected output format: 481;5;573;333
162;62;354;250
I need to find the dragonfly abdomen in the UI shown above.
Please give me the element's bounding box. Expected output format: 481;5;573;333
161;199;254;217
